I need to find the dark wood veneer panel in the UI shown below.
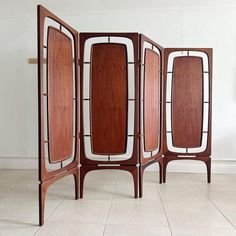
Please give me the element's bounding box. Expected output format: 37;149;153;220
172;56;203;148
91;43;128;154
144;49;160;151
48;27;73;163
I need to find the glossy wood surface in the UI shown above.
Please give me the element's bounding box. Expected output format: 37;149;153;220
91;43;128;154
144;48;160;152
48;27;73;163
138;35;164;197
80;33;139;165
163;48;212;184
172;56;203;148
38;5;79;226
163;48;212;156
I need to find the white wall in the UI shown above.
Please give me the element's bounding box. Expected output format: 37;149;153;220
0;0;236;171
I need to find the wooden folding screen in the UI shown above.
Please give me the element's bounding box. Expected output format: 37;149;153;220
37;5;79;226
37;4;212;226
163;48;212;182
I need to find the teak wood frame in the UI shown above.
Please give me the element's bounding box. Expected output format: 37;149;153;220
79;32;140;199
138;34;164;197
37;4;213;226
38;5;79;226
163;48;213;183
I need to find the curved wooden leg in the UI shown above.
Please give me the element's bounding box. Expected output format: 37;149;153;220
158;158;163;184
163;158;168;183
206;158;211;183
139;166;144;198
39;182;47;226
131;167;139;198
79;167;86;199
73;168;79;200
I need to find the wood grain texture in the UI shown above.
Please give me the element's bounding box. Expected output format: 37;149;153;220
172;56;203;148
90;43;128;154
38;5;79;226
48;27;73;163
144;49;160;152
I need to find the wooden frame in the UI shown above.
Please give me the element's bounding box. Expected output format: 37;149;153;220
163;48;212;183
139;34;164;197
79;32;140;198
37;5;79;226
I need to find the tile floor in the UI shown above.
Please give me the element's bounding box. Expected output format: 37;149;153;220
0;169;236;236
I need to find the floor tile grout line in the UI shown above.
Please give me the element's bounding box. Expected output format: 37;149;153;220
5;171;236;234
155;183;174;236
33;225;41;235
102;181;117;236
191;176;236;229
33;198;66;235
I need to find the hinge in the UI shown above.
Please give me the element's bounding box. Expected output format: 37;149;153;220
137;133;143;138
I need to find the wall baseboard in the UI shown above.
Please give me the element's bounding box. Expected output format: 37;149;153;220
0;157;236;174
146;159;236;174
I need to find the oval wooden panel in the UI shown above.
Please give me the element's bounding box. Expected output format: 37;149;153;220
172;56;203;148
144;49;160;152
47;27;73;163
90;43;128;154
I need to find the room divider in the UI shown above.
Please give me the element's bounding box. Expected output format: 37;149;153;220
163;48;212;183
37;5;212;226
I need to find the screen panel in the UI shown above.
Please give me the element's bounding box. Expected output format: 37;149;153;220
91;43;128;154
38;5;79;181
164;48;212;156
47;27;73;163
80;33;139;164
144;49;160;152
172;56;203;148
139;34;163;163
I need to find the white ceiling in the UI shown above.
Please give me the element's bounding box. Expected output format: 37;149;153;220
1;0;236;18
